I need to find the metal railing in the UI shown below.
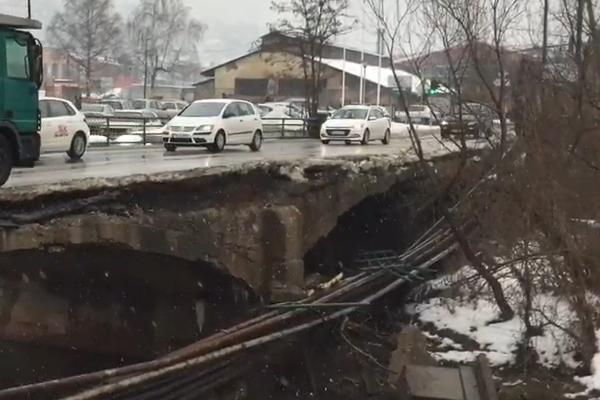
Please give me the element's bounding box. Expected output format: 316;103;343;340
86;116;164;146
261;117;309;138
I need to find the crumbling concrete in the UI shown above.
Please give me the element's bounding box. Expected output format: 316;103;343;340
1;156;451;298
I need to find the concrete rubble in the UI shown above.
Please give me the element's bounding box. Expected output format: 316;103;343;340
388;326;498;400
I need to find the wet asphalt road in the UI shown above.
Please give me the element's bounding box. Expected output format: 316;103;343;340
5;132;446;188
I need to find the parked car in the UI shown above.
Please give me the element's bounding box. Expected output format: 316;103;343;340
100;98;133;111
160;100;189;119
396;104;438;125
440;103;496;139
110;110;163;131
132;98;171;122
163;99;263;153
320;105;391;145
81;103;115;134
81;103;114;118
39;97;90;160
260;102;304;119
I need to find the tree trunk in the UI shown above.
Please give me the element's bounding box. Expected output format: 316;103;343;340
447;217;515;321
542;0;549;65
85;59;92;97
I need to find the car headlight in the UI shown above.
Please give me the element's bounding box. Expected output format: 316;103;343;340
440;121;449;126
354;123;364;130
195;125;213;133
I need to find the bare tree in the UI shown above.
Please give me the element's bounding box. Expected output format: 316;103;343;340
48;0;122;96
270;0;354;117
364;0;515;321
128;0;205;90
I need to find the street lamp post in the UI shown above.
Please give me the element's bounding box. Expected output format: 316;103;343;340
143;38;149;99
27;0;32;18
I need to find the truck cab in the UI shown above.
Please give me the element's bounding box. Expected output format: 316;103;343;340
0;13;43;186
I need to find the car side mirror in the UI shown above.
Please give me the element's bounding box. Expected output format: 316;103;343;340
223;112;233;119
369;115;377;121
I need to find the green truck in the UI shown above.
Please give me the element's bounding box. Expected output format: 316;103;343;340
0;13;43;186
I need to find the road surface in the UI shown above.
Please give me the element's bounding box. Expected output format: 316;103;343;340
5;133;450;188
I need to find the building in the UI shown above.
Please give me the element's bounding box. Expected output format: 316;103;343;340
396;42;527;113
42;48;82;103
194;31;421;108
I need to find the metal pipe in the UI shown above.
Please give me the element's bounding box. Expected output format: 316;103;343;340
64;244;458;400
0;224;454;399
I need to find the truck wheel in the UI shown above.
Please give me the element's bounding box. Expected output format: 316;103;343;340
0;136;14;187
67;133;87;160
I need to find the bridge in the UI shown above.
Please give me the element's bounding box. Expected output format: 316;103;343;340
0;136;470;388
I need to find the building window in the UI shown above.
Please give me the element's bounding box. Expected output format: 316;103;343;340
278;79;305;97
235;79;268;96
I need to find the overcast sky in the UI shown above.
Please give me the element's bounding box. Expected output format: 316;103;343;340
2;0;381;66
1;0;551;65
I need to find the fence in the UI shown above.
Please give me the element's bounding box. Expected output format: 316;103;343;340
261;118;309;138
86;115;164;146
87;116;313;147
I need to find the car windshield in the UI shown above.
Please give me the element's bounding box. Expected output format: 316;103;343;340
331;108;368;120
179;102;226;117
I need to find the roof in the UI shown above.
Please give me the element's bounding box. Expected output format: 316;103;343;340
192;77;215;86
200;50;262;76
261;31;390;63
0;13;42;30
318;58;422;94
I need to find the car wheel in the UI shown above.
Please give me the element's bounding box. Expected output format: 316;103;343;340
67;132;87;160
249;130;263;152
361;129;370;145
382;129;391;145
210;131;226;153
164;144;177;152
0;135;13;187
321;140;330;145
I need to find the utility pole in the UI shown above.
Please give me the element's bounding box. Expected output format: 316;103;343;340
341;47;347;106
542;0;549;65
143;38;149;99
27;0;32;18
376;0;384;106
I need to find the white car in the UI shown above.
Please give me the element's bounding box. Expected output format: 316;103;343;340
163;99;264;153
320;105;391;145
39;97;90;160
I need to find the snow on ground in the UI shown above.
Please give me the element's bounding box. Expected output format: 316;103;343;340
406;264;579;369
391;122;440;137
112;134;144;144
89;135;109;144
568;330;600;397
407;296;521;366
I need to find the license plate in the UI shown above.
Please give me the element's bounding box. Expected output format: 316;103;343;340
173;133;190;138
330;130;346;136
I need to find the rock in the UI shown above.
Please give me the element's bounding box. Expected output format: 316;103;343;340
388;325;437;386
269;282;306;303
